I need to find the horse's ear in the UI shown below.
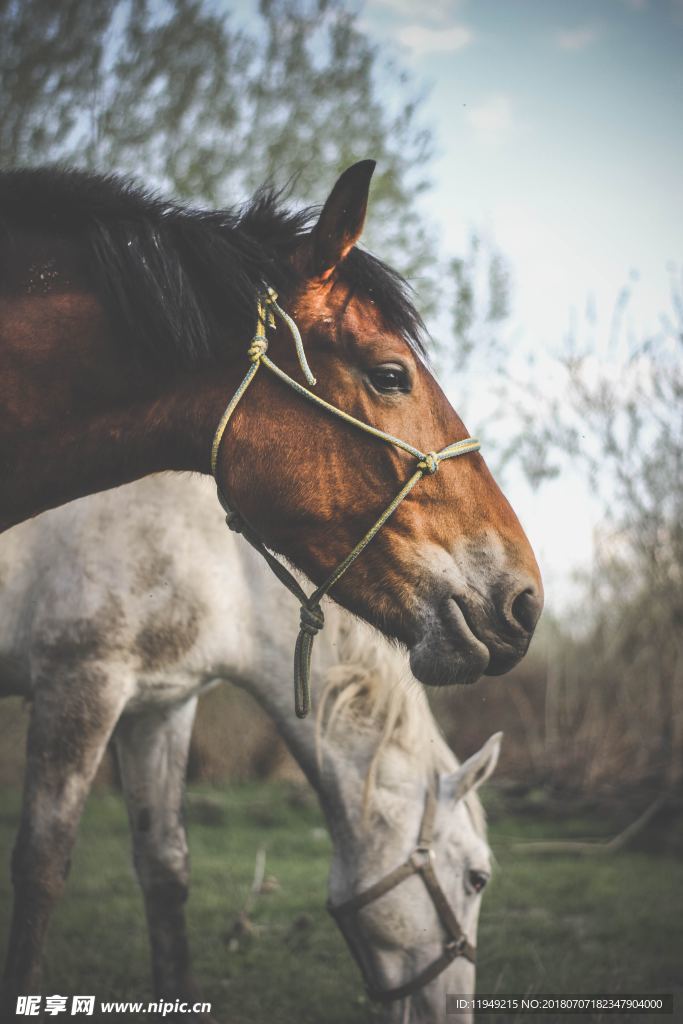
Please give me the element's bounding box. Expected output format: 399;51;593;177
310;160;376;280
442;732;502;804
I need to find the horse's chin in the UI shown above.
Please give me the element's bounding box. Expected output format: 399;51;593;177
409;625;490;687
380;965;475;1024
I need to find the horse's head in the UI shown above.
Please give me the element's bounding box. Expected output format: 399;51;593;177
218;161;542;687
325;715;500;1024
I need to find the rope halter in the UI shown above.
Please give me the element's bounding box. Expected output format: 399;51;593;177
211;288;481;718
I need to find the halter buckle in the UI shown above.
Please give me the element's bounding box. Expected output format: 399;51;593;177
445;935;468;957
410;846;434;870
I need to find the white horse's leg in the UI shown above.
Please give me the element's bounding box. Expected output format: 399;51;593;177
114;698;213;1022
2;666;129;1010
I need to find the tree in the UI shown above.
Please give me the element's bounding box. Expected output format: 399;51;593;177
0;0;433;297
440;234;525;470
440;240;683;792
541;275;683;787
450;234;511;373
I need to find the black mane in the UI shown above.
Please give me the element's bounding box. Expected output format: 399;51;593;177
0;167;425;368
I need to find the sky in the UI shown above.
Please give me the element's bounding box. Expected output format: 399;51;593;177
361;0;682;342
361;0;683;609
229;0;682;609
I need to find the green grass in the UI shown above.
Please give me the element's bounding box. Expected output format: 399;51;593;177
0;783;681;1023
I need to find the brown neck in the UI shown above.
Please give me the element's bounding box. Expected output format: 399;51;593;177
0;260;253;532
0;373;236;533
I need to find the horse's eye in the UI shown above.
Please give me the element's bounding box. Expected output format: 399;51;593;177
468;870;489;893
367;364;411;394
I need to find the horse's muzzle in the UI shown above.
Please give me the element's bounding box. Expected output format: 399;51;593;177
407;574;543;687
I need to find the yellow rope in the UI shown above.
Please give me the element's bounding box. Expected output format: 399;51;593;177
211;290;481;718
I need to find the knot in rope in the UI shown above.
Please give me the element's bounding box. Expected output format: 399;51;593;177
224;508;244;534
248;335;268;363
419;452;439;475
299;603;325;637
294;603;325;719
216;489;244;534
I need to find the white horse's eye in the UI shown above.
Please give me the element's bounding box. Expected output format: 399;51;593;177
468;869;489;893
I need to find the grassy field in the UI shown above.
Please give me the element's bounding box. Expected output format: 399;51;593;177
0;782;681;1023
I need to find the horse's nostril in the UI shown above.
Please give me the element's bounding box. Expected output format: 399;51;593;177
510;586;543;635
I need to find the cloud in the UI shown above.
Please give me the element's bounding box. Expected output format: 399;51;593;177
554;24;601;51
372;0;464;24
395;23;473;55
465;94;515;147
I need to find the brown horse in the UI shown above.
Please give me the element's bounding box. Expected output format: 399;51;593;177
0;161;542;686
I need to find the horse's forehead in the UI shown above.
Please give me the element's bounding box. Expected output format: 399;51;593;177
442;799;490;863
294;282;402;344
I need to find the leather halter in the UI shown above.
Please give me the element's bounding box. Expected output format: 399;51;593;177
211;290;481;719
327;780;476;1003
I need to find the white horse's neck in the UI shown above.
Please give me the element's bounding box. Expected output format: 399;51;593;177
234;613;457;854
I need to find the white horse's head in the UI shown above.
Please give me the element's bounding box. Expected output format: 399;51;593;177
315;628;501;1024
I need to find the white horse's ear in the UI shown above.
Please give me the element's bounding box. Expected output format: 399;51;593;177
442;732;503;804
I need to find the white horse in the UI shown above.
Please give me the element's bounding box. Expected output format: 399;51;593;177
0;475;500;1023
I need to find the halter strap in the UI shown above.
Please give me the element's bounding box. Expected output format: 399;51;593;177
327;781;476;1003
211;289;481;718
